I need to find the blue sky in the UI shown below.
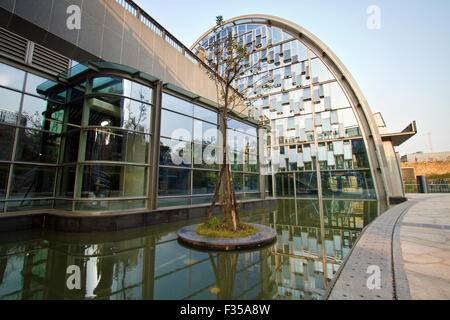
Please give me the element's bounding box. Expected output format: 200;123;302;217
135;0;450;156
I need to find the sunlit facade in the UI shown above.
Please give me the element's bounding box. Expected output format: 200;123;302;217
0;3;415;216
192;16;389;204
0;59;260;213
0;0;416;302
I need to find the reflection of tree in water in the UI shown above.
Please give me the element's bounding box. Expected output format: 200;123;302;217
208;248;275;300
209;252;239;300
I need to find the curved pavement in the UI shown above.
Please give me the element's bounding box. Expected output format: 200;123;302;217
327;194;450;300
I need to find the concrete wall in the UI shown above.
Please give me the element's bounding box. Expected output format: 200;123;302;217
382;141;405;198
0;0;221;105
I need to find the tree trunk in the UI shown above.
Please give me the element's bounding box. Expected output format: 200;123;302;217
206;103;240;232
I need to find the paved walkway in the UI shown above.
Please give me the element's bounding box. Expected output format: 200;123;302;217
327;194;450;300
400;194;450;300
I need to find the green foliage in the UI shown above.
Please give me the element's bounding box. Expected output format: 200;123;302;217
207;217;220;228
196;219;259;239
428;173;450;180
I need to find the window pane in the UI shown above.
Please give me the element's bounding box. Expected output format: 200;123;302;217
228;118;257;136
275;173;295;197
60;130;80;163
85;129;149;164
194;105;217;123
0;62;25;90
54;200;73;211
233;173;244;193
160;110;192;141
93;76;123;95
193;143;219;170
162;93;193;116
245;153;259;173
192;196;213;205
88;97;151;133
15;128;60;164
75;199;146;212
0;125;15;161
321;170;376;199
21;94;63;131
245;174;259;193
0;164;9;199
93;77;151;102
10;166;56;198
25;73;55;98
193;170;218;195
80;165;147;198
7;199;53;212
230;151;244;172
158;197;190;208
296;172;318;196
0;87;22;125
158;167;191;196
56;166;76;198
193;119;218;145
66;99;83;130
352;139;370;168
130;81;152;104
160;138;191;167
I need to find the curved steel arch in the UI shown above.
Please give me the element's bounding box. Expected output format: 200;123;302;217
191;14;390;210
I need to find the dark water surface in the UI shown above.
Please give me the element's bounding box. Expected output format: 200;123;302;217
0;199;381;300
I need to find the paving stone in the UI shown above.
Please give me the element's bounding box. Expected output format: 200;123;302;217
328;194;450;300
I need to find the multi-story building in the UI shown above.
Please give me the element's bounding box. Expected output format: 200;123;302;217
0;1;415;218
192;15;417;209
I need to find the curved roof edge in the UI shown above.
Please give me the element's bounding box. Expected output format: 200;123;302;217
191;14;391;207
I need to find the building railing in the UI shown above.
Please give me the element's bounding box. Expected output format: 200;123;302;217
403;181;450;194
114;0;205;69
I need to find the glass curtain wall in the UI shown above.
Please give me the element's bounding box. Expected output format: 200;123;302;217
0;60;261;213
0;62;62;213
194;22;377;200
158;93;261;207
0;61;155;213
63;75;154;212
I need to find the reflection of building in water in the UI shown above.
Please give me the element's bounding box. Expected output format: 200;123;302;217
0;199;376;300
269;199;376;300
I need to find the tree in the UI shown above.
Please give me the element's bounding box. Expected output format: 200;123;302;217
203;16;261;232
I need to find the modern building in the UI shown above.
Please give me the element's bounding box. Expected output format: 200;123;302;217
0;0;415;218
193;15;416;208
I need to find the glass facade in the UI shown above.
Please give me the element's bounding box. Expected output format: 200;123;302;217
0;61;260;213
194;21;377;200
0;19;381;214
157;93;260;207
0;61;156;213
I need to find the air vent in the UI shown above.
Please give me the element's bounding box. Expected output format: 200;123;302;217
0;27;28;63
31;43;71;75
0;27;71;76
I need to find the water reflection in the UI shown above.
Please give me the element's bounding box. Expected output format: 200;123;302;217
0;199;380;300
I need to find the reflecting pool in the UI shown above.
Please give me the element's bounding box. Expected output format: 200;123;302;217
0;199;381;300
